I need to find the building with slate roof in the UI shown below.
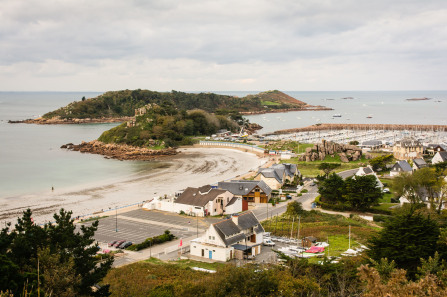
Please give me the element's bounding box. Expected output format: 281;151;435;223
393;138;423;160
432;151;447;165
354;165;384;190
425;144;447;155
254;163;299;190
412;158;428;171
390;160;413;176
190;211;265;261
174;185;234;216
217;180;272;205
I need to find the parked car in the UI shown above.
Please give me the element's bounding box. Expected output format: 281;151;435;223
118;241;133;249
113;240;125;248
264;232;271;238
108;240;118;247
263;239;275;246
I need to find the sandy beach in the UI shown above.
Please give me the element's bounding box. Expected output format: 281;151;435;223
0;147;265;225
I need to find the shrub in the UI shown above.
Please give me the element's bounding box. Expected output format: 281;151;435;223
301;189;308;194
127;230;176;251
373;215;389;222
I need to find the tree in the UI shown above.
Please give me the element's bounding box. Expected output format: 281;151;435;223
318;173;345;204
369;155;394;171
368;212;440;278
0;209;113;296
286;201;304;217
318;163;341;178
344;175;383;210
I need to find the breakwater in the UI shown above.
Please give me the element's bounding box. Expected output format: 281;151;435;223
271;123;447;135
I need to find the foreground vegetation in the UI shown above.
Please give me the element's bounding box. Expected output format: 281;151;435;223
0;209;112;296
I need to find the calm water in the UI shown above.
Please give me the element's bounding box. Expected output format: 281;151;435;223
241;91;447;134
0;92;167;198
1;91;446;198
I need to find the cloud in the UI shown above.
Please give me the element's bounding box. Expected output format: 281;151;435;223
0;0;446;90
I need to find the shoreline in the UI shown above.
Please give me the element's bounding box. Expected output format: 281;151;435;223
0;147;266;225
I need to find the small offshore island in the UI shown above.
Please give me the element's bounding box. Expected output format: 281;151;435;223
10;89;331;160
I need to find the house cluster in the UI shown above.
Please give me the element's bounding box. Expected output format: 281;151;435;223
143;163;300;217
190;211;264;261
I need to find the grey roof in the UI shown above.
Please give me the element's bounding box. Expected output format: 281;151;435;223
362;140;382;146
396;138;422;147
337;168;358;179
226;197;239;207
175;186;227;207
212;211;263;247
258;163;298;183
217;180;272;196
362;167;373;174
437;151;447;161
427;144;447;151
413;158;427;168
392;160;413;172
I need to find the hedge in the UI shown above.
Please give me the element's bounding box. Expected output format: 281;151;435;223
314;196;349;211
127;230;176;251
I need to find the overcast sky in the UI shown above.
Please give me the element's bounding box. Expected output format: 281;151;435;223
1;0;446;91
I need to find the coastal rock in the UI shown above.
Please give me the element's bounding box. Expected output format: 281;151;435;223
299;139;363;163
8;116;134;125
61;140;178;160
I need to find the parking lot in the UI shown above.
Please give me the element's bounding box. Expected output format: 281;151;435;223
79;209;213;245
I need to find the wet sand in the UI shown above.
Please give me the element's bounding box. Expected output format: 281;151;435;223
0;148;265;224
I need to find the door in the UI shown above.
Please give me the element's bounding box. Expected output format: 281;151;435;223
201;249;204;257
230;250;233;259
209;251;212;259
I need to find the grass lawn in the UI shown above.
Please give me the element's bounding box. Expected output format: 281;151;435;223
261;141;314;154
284;156;369;177
261;100;281;106
379;193;394;203
371;203;398;213
144;258;225;271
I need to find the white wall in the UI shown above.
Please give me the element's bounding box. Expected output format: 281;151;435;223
225;198;242;214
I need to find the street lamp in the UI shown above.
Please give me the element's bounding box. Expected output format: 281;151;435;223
115;208;118;232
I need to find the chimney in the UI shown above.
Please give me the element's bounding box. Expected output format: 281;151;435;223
231;214;239;225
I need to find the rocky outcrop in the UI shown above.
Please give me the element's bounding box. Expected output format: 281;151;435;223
299;139;367;162
9;116;134;125
61;140;177;160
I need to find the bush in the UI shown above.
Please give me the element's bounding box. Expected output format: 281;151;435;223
127;230;176;251
301;189;308;194
373;215;389;222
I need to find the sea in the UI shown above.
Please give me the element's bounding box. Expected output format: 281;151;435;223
1;90;447;199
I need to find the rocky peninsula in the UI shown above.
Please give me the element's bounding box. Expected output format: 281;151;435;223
61;140;177;161
9;116;134;125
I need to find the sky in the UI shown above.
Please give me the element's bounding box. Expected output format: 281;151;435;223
1;0;446;92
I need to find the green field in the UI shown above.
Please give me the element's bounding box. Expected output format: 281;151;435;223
283;155;369;177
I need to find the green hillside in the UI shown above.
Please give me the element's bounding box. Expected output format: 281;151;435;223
43;89;306;120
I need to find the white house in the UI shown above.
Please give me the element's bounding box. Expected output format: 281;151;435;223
432;151;447;165
412;158;428;171
254;163;299;190
173;185;234;217
190;211;264;261
354;165;384;190
390;160;413;177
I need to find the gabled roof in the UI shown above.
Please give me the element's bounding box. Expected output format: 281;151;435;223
358;166;373;175
217;180;272;196
362;140;382;146
175;186;227;207
435;151;447;161
226;197;239;207
212;211;264;246
258;163;297;183
413;158;427;168
395;138;422;147
392;160;413;172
